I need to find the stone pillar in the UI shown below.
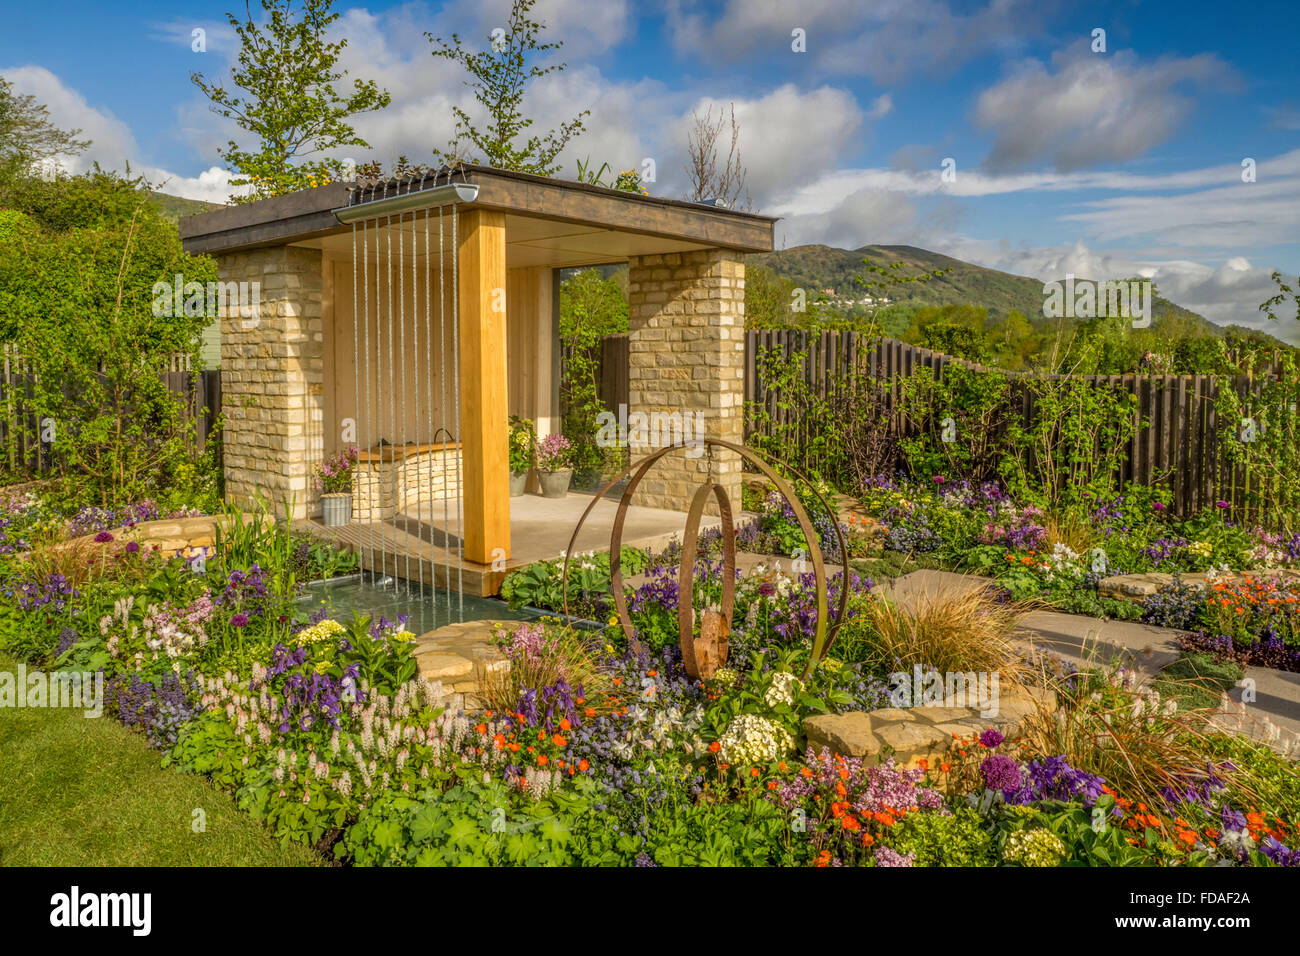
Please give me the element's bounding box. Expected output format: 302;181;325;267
217;245;325;520
626;249;745;513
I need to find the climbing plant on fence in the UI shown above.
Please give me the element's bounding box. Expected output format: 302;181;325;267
1213;351;1300;530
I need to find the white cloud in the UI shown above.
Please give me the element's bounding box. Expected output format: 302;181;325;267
974;48;1234;173
665;0;1050;84
2;65;140;175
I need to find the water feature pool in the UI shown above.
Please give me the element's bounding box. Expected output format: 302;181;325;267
298;574;539;635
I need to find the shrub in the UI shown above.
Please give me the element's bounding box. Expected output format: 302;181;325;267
890;806;994;866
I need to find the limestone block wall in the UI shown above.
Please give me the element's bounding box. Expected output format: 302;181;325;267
217;246;326;520
626;250;745;513
352;445;463;522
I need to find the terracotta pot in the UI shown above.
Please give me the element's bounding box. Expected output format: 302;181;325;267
538;468;572;498
321;492;352;527
509;469;529;497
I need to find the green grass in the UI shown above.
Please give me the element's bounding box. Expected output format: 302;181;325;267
1151;651;1245;713
850;551;942;581
0;654;321;866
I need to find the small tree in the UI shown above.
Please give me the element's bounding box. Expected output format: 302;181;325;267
191;0;390;202
0;75;90;181
428;0;588;175
684;102;750;210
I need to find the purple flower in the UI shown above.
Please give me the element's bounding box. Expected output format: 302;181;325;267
1216;500;1229;509
933;475;945;484
1153;501;1166;512
94;531;114;543
230;613;249;628
873;846;915;867
980;754;1022;794
979;728;1005;749
125;540;140;554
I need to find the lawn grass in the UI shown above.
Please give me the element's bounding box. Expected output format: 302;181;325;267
0;654;322;867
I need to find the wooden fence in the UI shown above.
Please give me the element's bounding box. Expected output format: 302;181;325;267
587;330;1296;522
0;349;221;477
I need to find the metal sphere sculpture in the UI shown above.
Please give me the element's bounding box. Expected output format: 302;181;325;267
561;440;849;680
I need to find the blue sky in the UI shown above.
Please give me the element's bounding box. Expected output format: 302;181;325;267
3;0;1297;338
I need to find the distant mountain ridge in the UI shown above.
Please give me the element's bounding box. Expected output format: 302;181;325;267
749;242;1273;342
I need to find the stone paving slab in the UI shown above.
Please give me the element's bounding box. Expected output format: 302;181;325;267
803;685;1055;769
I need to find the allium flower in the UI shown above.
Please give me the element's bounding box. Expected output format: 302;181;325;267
94;531;114;543
230;613;249;628
979;728;1005;749
980;754;1022;794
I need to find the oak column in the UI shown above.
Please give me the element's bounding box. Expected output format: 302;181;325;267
457;209;510;564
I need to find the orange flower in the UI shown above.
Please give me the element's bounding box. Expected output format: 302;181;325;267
841;815;861;831
474;723;487;734
861;833;875;846
750;767;761;778
537;755;549;766
578;759;589;772
778;761;788;773
559;718;572;731
940;762;951;773
708;741;721;754
917;759;929;771
800;766;814;778
552;734;568;747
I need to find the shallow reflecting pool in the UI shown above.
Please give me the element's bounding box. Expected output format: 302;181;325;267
298;574;538;635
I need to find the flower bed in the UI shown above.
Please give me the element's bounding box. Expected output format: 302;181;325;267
1;485;1297;867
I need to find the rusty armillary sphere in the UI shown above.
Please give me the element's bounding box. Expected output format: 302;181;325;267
561;440;849;680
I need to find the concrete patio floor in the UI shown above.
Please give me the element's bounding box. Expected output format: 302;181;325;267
295;490;727;596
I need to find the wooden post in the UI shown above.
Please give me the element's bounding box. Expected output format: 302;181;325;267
457;209;510;565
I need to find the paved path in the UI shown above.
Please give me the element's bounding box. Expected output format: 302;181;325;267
882;569;1300;748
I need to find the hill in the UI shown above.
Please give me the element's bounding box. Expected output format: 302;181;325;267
149;191;222;222
748;243;1253;339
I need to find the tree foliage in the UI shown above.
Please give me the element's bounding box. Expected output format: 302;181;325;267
0;75;90;183
191;0;390;202
0;168;219;507
428;0;587;175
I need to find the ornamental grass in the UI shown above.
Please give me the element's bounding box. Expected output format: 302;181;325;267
1018;661;1261;817
845;582;1029;689
482;622;611;719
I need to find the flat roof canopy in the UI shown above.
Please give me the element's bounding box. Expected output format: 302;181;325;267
179;164;776;265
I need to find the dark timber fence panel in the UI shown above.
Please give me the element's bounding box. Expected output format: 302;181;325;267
592;330;1283;520
0;356;221;478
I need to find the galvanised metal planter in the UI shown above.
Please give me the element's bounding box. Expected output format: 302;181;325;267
321;492;352;527
509;469;529;497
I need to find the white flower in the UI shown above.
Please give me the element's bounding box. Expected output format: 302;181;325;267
763;671;803;709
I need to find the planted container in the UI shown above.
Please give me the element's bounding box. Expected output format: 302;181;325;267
321;492;352;527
